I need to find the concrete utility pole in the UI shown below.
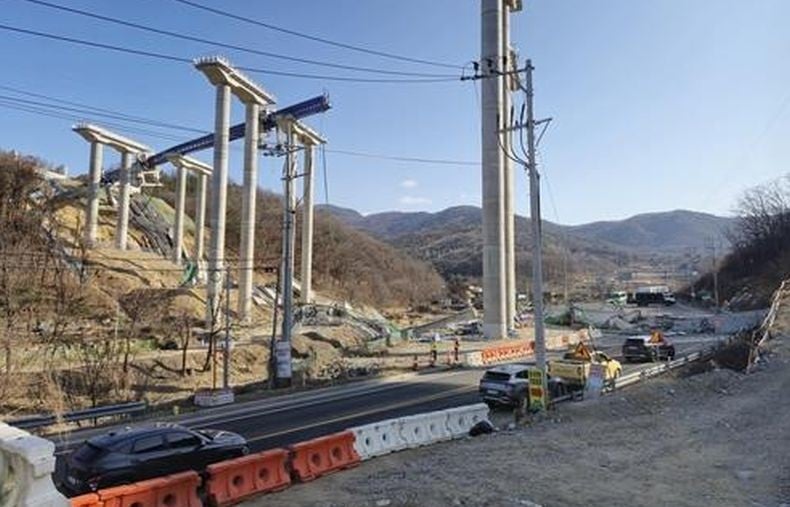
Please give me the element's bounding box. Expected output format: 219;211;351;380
276;120;297;387
524;60;548;392
481;0;507;339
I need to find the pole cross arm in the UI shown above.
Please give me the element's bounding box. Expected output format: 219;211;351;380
72;123;151;154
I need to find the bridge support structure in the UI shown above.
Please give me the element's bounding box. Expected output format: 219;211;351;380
166;153;212;277
194;57;275;331
73;123;150;248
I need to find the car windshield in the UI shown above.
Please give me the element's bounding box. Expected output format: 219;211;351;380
483;371;512;382
72;443;105;462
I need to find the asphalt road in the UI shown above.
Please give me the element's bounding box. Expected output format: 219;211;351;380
50;332;723;461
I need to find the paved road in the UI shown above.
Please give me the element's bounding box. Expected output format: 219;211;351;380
50;332;723;461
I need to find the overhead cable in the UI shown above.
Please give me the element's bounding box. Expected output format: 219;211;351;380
170;0;462;70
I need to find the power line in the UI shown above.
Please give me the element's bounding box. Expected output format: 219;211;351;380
0;92;205;135
325;148;479;166
22;0;456;79
170;0;462;71
0;85;481;168
0;22;459;84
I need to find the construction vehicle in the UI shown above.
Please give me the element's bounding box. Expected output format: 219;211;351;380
547;342;622;391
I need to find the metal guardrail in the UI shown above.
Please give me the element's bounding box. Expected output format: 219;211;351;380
8;401;147;430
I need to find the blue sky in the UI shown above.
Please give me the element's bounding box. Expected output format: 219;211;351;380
0;0;788;224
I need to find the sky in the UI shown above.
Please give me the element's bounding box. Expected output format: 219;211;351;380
0;0;788;225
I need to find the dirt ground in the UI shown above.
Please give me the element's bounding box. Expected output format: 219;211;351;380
251;336;790;506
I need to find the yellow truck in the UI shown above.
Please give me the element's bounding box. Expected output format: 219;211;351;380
547;342;622;391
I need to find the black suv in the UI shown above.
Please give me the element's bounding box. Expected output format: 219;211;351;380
62;424;247;496
621;335;676;362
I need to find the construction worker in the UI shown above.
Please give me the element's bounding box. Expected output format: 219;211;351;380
453;337;460;363
430;339;438;367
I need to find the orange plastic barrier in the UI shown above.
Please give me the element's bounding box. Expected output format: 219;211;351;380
70;493;103;507
97;471;201;507
206;448;291;506
288;431;360;482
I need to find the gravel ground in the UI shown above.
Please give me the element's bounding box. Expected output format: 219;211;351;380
246;334;790;507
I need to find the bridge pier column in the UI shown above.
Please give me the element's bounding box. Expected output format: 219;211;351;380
206;83;231;330
300;142;315;304
115;151;133;250
194;172;207;277
173;164;187;266
238;101;260;322
84;140;103;246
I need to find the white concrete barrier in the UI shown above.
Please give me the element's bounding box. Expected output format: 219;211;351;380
398;411;451;448
0;422;67;507
350;419;406;460
443;403;490;438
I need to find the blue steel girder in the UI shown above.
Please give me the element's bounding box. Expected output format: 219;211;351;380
146;94;330;167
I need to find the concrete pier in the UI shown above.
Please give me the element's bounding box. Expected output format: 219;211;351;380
502;2;516;331
85;141;103;246
172;164;187;265
238;102;260;321
300;143;315;304
195;57;275;329
481;0;507;339
206;82;231;328
73;123;150;249
194;172;207;268
116;151;132;250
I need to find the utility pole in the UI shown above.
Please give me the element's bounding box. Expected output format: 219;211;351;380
524;60;547;399
275;120;297;388
708;239;720;310
223;264;231;390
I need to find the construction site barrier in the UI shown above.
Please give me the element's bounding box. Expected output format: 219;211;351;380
0;421;68;507
398;411;452;448
443;403;490;438
68;493;102;507
205;448;290;506
288;431;360;482
96;471;201;507
350;419;406;460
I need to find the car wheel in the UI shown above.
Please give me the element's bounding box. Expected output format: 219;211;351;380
241;446;250;455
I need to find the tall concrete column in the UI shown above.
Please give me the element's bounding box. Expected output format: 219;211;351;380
172;165;187;265
300;143;315;304
481;0;507;339
238;102;260;321
84;141;104;246
206;83;231;329
502;3;516;331
194;172;207;265
116;151;132;250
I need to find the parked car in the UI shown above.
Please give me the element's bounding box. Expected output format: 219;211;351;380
62;424;248;495
479;364;566;407
621;333;676;362
478;363;531;407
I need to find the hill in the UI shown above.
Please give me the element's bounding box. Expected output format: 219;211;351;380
564;209;733;252
317;204;734;290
